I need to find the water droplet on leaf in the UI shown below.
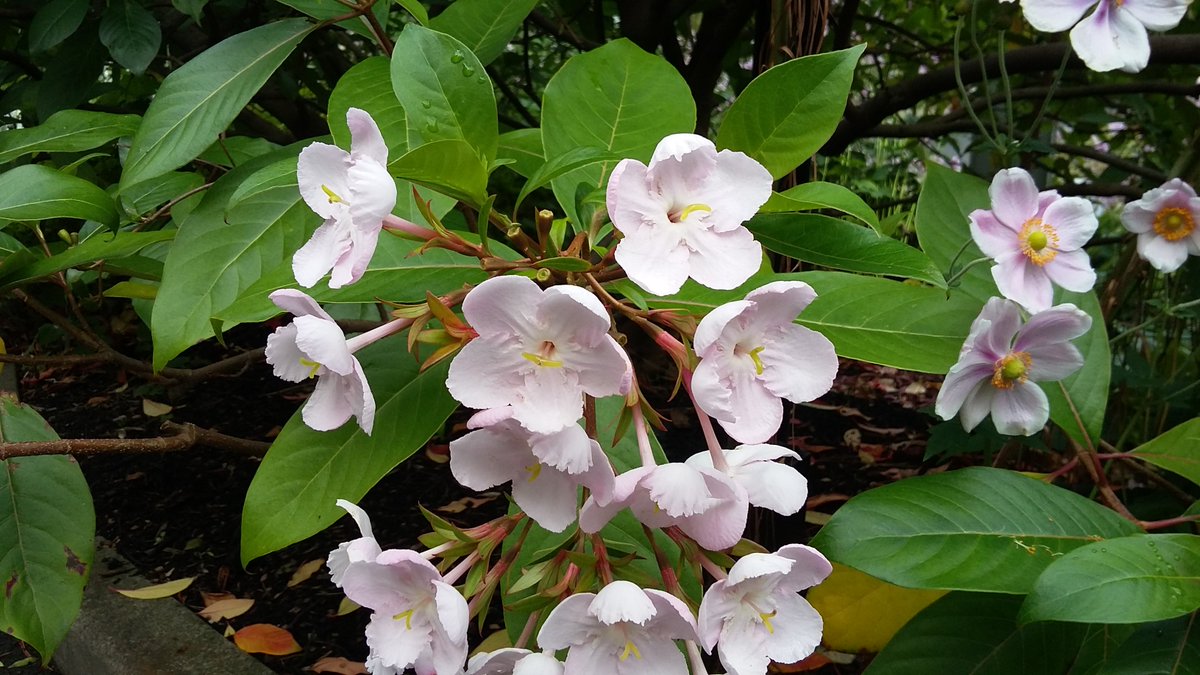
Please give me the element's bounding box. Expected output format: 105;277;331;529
450;50;464;64
461;64;475;77
421;100;433;109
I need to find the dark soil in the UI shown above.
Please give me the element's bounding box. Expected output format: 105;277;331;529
3;297;943;674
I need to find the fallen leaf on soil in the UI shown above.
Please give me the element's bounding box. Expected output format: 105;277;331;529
335;597;360;616
806;494;850;509
310;656;368;674
233;623;301;655
437;493;499;514
288;558;325;588
201;591;235;605
224;625;235;638
804;512;831;526
142;398;173;417
425;443;450;464
113;576;195;599
770;652;832;672
85;395;108;406
808;563;945;653
198;597;254;622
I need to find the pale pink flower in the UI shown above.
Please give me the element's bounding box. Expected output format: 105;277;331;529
579;463;748;551
265;289;375;434
295;108;397;288
607;133;772;296
1019;0;1189;73
936;297;1092;436
692;282;837;443
445;276;631;435
450;418;615;533
467;650;564;675
537;580;700;675
970;168;1098;312
685;445;808;516
326;500;469;675
698;545;832;675
1121;178;1200;273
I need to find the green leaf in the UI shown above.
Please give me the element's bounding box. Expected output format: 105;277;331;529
1043;290;1109;447
0;230;175;290
98;0;162;75
810;467;1140;593
541;39;695;228
273;0;389;39
914;162;995;303
0;165;118;227
1021;534;1200;625
429;0;539;65
396;0;430;24
716;45;865;179
328;57;408;160
513;146;620;218
171;0;207;24
119;171;206;219
240;349;458;566
747;213;945;286
1096;614;1200;675
29;0;88;53
390;25;498;161
390;139;489;207
119;19;312;191
865;592;1120;675
534;256;592;272
150;146;316;371
497;128;543;179
760;181;880;230
37;32;105;120
1131;417;1200;486
0;398;95;660
213;236;487;326
0;110;140;166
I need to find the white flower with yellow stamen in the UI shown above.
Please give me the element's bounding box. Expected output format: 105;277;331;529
1121;178;1200;273
970;167;1098;313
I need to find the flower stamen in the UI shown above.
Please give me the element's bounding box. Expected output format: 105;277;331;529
670;203;712;223
1153;207;1195;242
392;609;414;629
525;463;542;483
321;184;345;204
747;346;766;375
620;641;642;661
1019;218;1059;266
299;357;322;379
991;352;1033;389
522;340;563;368
759;609;778;634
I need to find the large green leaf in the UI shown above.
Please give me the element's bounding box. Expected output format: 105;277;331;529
1021;534;1200;625
811;467;1140;593
98;0;161;75
747;213;944;286
390;139;489;207
1044;290;1109;447
513;146;620;218
29;0;88;53
0;110;141;165
865;592;1127;675
328;56;408;159
541;39;695;228
150;148;316;371
0;399;95;660
1096;614;1200;675
119;19;312;191
429;0;539;65
914;162;995;303
497;128;544;179
0;230;175;290
119;171;206;219
273;0;389;39
390;25;498;162
1131;417;1200;486
715;45;865;179
0;165;118;227
240;347;458;566
213;236;488;326
760;181;880;230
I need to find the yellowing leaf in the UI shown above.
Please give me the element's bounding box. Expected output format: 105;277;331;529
233;623;301;655
807;563;946;653
311;656;368;674
287;558;325;588
198;597;254;622
142;398;173;417
113;576;195;599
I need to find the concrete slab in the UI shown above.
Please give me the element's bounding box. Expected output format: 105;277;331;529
53;543;274;675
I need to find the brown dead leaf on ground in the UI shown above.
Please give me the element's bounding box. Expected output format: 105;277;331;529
425;443;451;464
112;576;195;599
198;597;254;622
201;591;235;605
805;494;850;509
233;624;301;655
437;493;500;514
310;656;368;674
142;398;173;417
288;559;326;588
770;652;832;672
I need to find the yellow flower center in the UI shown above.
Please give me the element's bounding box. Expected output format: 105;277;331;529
1019;218;1059;266
299;357;321;379
392;609;414;629
671;203;712;223
522;340;563;368
525;463;542;483
620;641;642;662
991;352;1032;389
760;609;777;634
736;344;767;376
321;184;345;204
1153;207;1195;242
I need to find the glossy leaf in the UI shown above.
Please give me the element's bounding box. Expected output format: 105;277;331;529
29;0;88;53
541;39;695;228
497;128;543;178
810;467;1140;593
119;19;312;191
914;162;995;303
0;110;140;165
1096;614;1200;675
328;57;408;159
0;164;119;227
747;213;944;286
0;399;95;661
1131;417;1200;486
389;139;489;206
1021;534;1200;625
761;181;880;230
240;346;458;566
0;230;175;290
513;146;619;218
273;0;389;39
99;0;162;75
1043;290;1109;448
119;171;206;219
390;25;498;161
716;45;865;179
429;0;540;65
807;563;946;653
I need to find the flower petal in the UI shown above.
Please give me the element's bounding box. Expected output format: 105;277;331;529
717;365;784;444
643;464;717;518
303;372;354;431
647;135;719;206
988;168;1040;228
614;220;691;296
776;544;834;590
537;593;597;650
446;338;528;410
1043;197;1098;250
759;324;838;403
1025;342;1086;381
762;594;823;665
298;142;350;219
577;440;617;505
513;653;564;675
1044;249;1097;292
992;254;1054;312
449;426;527;490
364;611;431;673
607;159;666;238
645;588;700;641
348;359;375;435
335;498;375;539
734;459;808;516
1015;303;1092;347
528;424;595;475
959;382;996;432
703;149;774;232
511;367;584;434
694;300;753;356
462;275;544;339
935;363;993;422
433;580;470;646
970;209;1020;259
715;614;771;675
1019;0;1097;31
590;580;656;625
650;133;716;165
562;336;631;400
1121;201;1157;233
679;469;748;550
266;323;309;383
347;107;389;165
743;281;818;333
697;581;737;651
991;382;1050;436
511;464;580;533
1123;0;1189;31
1071;1;1150;73
630;633;690;675
973;297;1022;359
269;288;335;321
685;225;763;291
1138;233;1190;272
292;218;348;288
294;314;354;375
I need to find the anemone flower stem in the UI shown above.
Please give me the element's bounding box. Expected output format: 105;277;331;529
419;541;457;560
686;641;711;675
382;213;437;240
696;553;728;581
442;551;481;586
945;256;993;288
630;403;658;468
968;0;1000;143
1021;47;1072;145
953;19;998;151
681;371;731;473
514;609;542;649
344;316;415;353
997;30;1016;144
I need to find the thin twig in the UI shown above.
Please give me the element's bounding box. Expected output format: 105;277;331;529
0;421;269;459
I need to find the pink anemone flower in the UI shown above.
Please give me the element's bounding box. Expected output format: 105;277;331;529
1121;178;1200;273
